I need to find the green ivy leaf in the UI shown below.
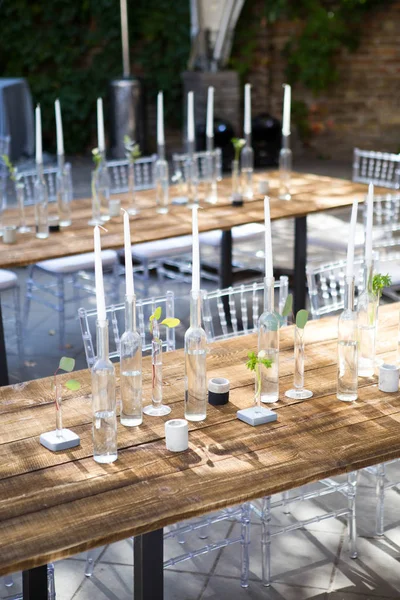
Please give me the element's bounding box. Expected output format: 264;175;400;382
296;309;309;329
59;356;75;372
65;379;81;391
149;306;162;322
160;317;180;328
281;294;293;318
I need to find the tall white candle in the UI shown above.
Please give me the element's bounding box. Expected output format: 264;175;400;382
123;210;134;296
35;104;43;165
94;226;107;323
365;182;374;264
346;199;359;279
55;99;64;156
97;98;105;153
187;91;195;143
157;91;165;147
264;196;273;278
244;83;251;135
206;86;214;139
282;84;291;137
192;205;200;292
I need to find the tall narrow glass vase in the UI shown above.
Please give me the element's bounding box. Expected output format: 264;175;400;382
56;155;72;227
97;155;111;221
143;319;172;416
16;181;31;233
128;162;140;216
258;277;279;403
231;159;241;201
285;326;313;400
91;320;118;463
357;260;378;377
155;144;169;214
185;140;198;206
205;137;217;204
88;170;103;226
34;163;49;239
241;133;254;200
279;134;292;201
120;294;143;426
184;290;207;421
337;276;358;402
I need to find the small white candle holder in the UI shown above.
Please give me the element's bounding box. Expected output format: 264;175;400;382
109;198;122;217
3;226;17;244
165;419;189;452
379;364;399;393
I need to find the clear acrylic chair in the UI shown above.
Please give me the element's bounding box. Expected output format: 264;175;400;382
0;134;11;192
0;270;23;367
172;147;222;185
14;164;59;203
353;148;400;189
106;154;158;193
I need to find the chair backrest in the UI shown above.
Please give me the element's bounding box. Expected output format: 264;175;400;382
202;276;289;342
307;258;365;318
172;148;222;183
353;148;400;190
0;135;11;189
106;155;158;194
362;192;400;240
14;163;72;205
78;291;176;369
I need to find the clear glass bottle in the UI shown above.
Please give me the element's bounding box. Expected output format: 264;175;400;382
285;326;313;400
186;139;199;206
34;162;49;239
357;260;378;378
120;294;143;426
56;155;72;227
279;134;292;201
88;170;103;226
184;290;207;421
128;161;140;216
0;182;6;237
91;320;118;463
205;136;217;204
258;277;279;403
143;318;172;416
16;180;31;233
97;153;111;221
241;133;254;200
231;159;241;200
337;276;358;402
155;143;169;214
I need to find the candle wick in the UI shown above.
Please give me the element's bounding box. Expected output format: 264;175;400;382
98;225;108;233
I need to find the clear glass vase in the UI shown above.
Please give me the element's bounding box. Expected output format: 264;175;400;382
88;170;103;226
0;183;6;237
240;133;254;200
120;294;143;426
357;260;378;378
34;163;49;239
143;319;172;416
96;157;111;222
185;140;199;206
279;134;292;201
258;276;279;403
231;159;241;200
91;320;118;463
184;289;207;421
16;181;31;233
285;326;313;400
337;276;358;402
127;161;140;216
56;155;72;227
155;146;169;214
205;137;217;204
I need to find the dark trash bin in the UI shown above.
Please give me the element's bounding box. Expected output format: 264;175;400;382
196;117;236;171
252;113;281;167
109;77;146;158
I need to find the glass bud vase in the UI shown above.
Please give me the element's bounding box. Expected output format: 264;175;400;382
337;276;358;402
16;181;31;233
240;133;254;200
143;318;172;416
34;163;49;239
357;260;378;378
120;294;143;426
258;277;279;403
231;159;241;200
279;134;292;201
91;320;118;463
97;157;111;222
285;326;313;400
205;137;218;204
184;289;207;421
155;145;169;214
128;161;140;216
88;170;103;226
56;156;72;227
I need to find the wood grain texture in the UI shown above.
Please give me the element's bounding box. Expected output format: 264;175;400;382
0;171;378;269
0;302;399;575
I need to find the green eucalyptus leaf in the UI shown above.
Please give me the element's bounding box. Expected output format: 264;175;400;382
65;379;81;391
150;306;162;322
281;294;293;317
296;309;309;329
160;317;180;328
59;356;75;372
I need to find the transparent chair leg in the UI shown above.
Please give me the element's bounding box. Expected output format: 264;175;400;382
14;286;24;367
23;264;35;335
240;502;251;588
261;496;272;586
197;524;209;540
56;274;65;350
3;574;14;587
85;550;96;577
48;563;56;600
376;463;386;537
282;490;290;514
347;472;358;558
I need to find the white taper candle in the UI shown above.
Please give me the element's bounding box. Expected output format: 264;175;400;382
192;205;200;293
206;86;214;139
282;84;291;137
346;198;359;279
123;210;134;296
35;104;43;165
55;99;64;156
244;83;251;135
97;98;105;153
365;182;374;264
157;91;165;147
94;226;106;323
264;196;273;278
187;91;195;143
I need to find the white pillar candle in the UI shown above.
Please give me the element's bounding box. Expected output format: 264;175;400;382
365;182;374;264
206;86;214;139
94;226;106;323
192;205;200;292
123;210;134;296
165;419;189;452
55;99;64;156
35;104;43;165
157;91;165;147
346;199;359;279
282;84;291;137
187;91;195;143
244;83;251;135
264;196;273;278
97;98;105;153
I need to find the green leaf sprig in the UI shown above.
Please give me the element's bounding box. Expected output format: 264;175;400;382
92;147;102;170
231;137;246;162
279;293;309;329
372;273;392;299
149;306;180;335
53;357;81;412
124;136;141;163
1;154;16;181
246;350;273;403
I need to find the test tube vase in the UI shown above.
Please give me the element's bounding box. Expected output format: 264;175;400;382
143;318;172;416
34;163;49;239
357;260;378;378
184;290;207;422
241;133;254;200
285;326;313;400
40;381;80;451
337;276;358;402
279;134;292;201
120;294;143;426
155;144;169;214
258;277;279;403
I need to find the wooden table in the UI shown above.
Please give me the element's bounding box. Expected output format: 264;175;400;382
1;303;399;599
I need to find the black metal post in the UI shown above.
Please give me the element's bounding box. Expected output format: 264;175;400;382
134;529;164;600
220;229;233;289
294;216;307;315
23;566;48;600
0;301;9;386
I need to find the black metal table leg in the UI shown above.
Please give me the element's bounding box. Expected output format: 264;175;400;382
0;300;9;387
220;229;233;289
23;565;48;600
294;216;307;315
134;529;164;600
